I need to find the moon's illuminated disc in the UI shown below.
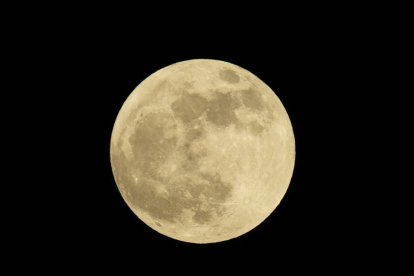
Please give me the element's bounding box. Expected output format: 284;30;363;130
110;59;295;243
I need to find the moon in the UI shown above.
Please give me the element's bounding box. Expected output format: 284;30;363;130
110;59;295;243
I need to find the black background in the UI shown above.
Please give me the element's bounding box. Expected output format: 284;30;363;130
8;5;391;272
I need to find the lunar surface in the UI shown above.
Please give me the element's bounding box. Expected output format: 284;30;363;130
110;59;295;243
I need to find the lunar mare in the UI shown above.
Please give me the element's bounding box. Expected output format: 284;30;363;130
110;59;295;243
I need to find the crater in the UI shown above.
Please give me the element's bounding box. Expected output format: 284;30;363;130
185;125;204;141
249;121;265;135
180;123;207;169
127;179;183;222
200;172;232;202
128;112;177;177
171;92;208;123
188;172;232;225
240;88;264;111
187;183;204;198
193;209;212;224
219;69;240;83
153;80;169;95
185;146;207;164
206;92;241;127
131;170;233;224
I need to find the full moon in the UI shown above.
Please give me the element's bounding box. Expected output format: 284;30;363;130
110;59;295;243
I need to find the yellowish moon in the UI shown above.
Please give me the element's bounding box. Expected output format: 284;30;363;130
110;59;295;243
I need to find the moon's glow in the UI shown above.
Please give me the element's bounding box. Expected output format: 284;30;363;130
110;59;295;243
